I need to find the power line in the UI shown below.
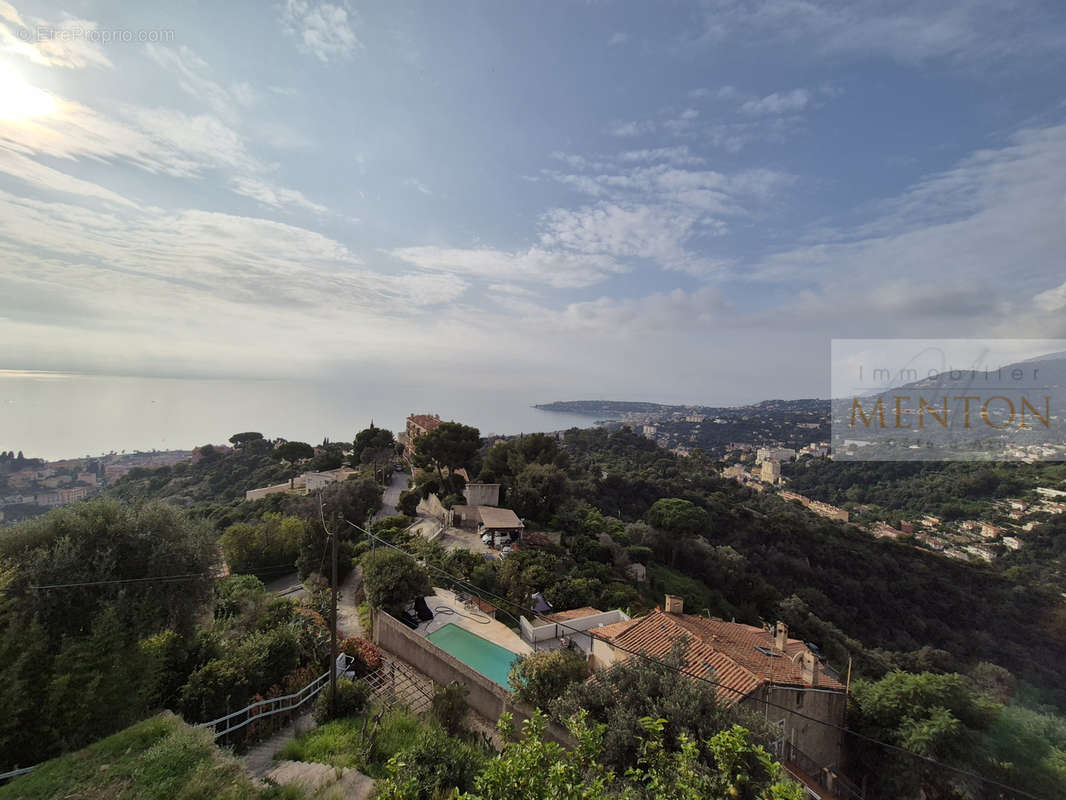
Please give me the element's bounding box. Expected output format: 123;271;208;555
0;562;300;593
345;518;1050;800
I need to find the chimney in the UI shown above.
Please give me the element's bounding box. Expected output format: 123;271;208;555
802;650;818;686
774;621;788;652
664;594;684;615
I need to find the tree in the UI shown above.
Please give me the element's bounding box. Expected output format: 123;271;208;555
431;681;470;735
273;441;314;488
397;489;420;517
550;645;757;774
312;475;383;524
511;463;570;522
413;422;481;495
509;648;588;710
362;444;396;484
848;671;999;800
219;513;304;574
352;423;396;465
645;498;710;567
296;477;384;578
374;710;801;800
228;431;264;448
361;549;431;616
1;499;217;643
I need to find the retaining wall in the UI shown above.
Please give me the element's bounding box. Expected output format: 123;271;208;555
372;609;573;746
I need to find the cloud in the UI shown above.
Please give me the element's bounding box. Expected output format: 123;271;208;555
663;108;700;134
402;178;432;195
534;156;794;277
618;146;705;166
387;245;627;289
1033;282;1066;313
556;287;728;333
608;120;655;137
0;79;327;215
743;120;1066;340
143;45;259;123
229;176;329;213
741;88;809;115
0;163;472;378
540;203;730;277
0;148;138;207
280;0;360;63
608;32;631;46
0;2;112;68
694;0;1066;68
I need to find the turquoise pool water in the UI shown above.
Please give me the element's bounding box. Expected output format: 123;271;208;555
426;623;521;688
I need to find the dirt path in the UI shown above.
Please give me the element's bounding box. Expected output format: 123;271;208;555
336;566;363;638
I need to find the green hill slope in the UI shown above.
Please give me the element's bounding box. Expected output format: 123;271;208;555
0;712;297;800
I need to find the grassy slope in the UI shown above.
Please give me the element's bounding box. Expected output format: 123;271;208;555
0;712;296;800
280;709;423;778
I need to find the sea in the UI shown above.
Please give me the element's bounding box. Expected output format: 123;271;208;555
0;371;601;462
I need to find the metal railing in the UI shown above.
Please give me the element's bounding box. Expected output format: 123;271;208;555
0;766;35;784
198;654;354;739
1;655;356;785
771;739;864;800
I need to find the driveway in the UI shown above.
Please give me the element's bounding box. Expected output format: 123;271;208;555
375;468;408;520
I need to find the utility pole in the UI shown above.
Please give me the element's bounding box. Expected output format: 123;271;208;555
329;521;338;717
320;493;339;718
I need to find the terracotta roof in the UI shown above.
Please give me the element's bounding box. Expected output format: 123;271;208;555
590;619;634;639
477;506;524;529
595;611;844;704
546;606;603;623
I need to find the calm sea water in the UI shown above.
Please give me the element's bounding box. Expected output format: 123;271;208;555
0;371;600;461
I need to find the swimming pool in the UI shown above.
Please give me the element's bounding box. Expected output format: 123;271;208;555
426;623;521;688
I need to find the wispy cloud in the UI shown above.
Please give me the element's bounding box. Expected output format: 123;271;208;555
403;177;432;195
143;45;259;123
280;0;360;63
608;119;655;137
741;88;809;115
607;31;631;46
387;246;627;289
0;76;327;215
694;0;1066;68
0;2;112;68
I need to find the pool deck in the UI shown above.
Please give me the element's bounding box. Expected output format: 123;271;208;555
417;587;533;657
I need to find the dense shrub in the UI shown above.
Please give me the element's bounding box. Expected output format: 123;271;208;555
397;489;420;516
340;636;383;676
509;648;588;711
431;681;469;735
219;512;304;574
313;678;370;723
361;549;432;616
384;726;486;799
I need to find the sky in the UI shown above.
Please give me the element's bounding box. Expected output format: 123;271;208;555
2;0;1066;406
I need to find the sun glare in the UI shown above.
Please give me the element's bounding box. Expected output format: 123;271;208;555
0;65;58;122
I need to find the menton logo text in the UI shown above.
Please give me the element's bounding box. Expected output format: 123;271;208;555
850;395;1050;429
